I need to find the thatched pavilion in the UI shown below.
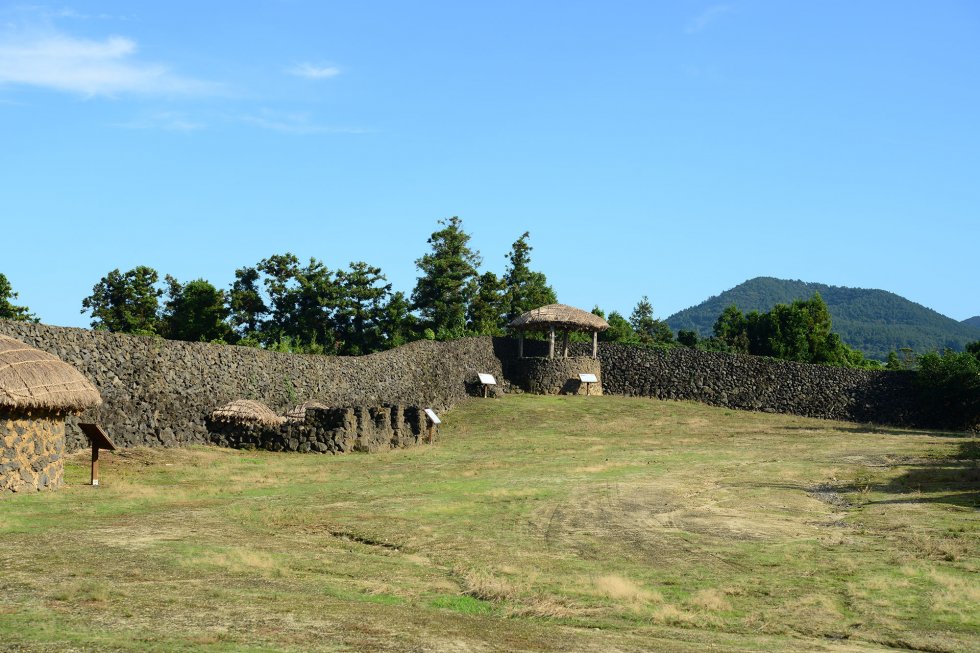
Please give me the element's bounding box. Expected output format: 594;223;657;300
0;334;102;493
509;304;609;359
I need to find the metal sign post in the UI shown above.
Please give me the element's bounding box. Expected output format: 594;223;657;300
78;423;116;486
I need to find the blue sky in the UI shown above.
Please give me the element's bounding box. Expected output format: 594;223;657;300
2;1;978;328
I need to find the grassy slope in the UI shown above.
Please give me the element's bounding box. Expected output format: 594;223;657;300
0;395;977;652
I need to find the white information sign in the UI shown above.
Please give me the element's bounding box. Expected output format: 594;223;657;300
424;408;441;424
478;373;497;385
579;373;598;383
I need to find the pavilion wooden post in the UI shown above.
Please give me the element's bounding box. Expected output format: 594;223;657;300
562;330;569;358
518;329;524;359
548;326;555;359
592;330;598;359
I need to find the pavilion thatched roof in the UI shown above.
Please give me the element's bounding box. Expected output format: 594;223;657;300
509;304;609;332
0;334;102;413
210;400;285;428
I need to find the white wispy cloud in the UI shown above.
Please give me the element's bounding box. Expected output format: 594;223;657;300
0;31;216;97
287;62;341;79
241;109;367;135
113;111;205;132
686;4;734;34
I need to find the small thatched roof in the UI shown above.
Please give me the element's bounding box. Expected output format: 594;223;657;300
210;400;285;427
0;335;102;413
509;304;609;332
284;400;329;422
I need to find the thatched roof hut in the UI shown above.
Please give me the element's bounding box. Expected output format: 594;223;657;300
509;304;609;359
509;304;609;333
284;400;329;422
0;334;102;413
210;399;285;428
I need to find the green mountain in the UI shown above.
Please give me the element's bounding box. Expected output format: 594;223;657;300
667;277;980;360
963;316;980;329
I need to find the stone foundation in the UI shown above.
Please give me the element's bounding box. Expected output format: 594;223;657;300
206;405;432;453
1;409;65;493
509;356;603;395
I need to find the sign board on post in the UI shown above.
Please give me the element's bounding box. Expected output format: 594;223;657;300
78;423;116;486
579;373;598;396
477;373;497;398
423;408;440;444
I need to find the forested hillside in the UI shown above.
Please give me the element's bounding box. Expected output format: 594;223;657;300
667;277;980;360
963;316;980;329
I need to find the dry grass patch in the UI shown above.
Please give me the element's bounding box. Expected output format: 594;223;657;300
593;575;663;605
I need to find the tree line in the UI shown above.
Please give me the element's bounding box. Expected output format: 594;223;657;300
72;217;558;355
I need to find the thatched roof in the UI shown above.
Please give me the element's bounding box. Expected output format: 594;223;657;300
0;335;102;413
509;304;609;332
284;400;329;422
210;400;285;427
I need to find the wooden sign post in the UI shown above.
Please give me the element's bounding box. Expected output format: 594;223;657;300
579;373;598;396
477;373;497;398
78;423;116;486
423;408;441;443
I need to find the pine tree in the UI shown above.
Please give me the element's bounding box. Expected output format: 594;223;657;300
411;217;481;339
503;231;556;322
81;266;162;334
0;273;38;323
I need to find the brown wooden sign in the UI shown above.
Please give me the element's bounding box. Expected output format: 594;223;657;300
78;423;115;486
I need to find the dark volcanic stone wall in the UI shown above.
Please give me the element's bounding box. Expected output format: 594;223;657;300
595;343;922;425
0;321;502;452
0;320;935;450
509;356;603;395
207;405;432;454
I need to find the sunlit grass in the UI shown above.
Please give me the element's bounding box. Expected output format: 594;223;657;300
0;394;976;652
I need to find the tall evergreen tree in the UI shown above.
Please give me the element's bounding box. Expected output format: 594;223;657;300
258;254;339;353
81;266;162;334
335;261;391;355
229;266;268;340
411;216;481;339
467;271;508;335
713;304;749;353
0;273;38;322
161;276;234;343
629;295;674;345
378;291;418;349
503;231;556;322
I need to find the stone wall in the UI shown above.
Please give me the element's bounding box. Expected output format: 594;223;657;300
0;320;503;452
507;356;603;395
595;343;923;425
207;405;433;453
1;409;65;493
0;319;936;454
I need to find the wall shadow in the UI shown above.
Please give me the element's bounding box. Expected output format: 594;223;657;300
867;439;979;509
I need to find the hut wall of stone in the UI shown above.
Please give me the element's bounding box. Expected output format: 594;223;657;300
507;357;603;395
0;320;502;451
1;408;64;493
206;405;429;453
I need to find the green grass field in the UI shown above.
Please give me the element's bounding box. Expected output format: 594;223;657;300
1;395;977;652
